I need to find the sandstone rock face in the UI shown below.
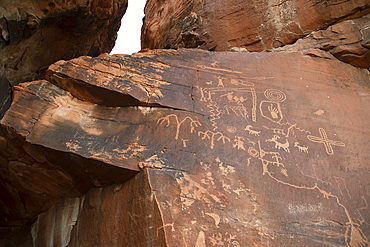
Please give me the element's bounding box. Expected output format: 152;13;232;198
0;76;12;119
141;0;370;53
0;80;138;226
31;171;166;246
0;0;127;86
274;13;370;69
1;49;369;246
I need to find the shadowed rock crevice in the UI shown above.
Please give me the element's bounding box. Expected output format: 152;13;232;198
0;121;138;227
29;170;167;247
0;77;12;120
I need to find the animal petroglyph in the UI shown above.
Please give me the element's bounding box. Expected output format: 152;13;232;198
247;140;369;247
266;135;290;153
294;142;308;153
307;128;345;155
263;126;285;134
245;125;261;136
157;114;201;140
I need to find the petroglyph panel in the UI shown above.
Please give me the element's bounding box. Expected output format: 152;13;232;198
27;50;370;246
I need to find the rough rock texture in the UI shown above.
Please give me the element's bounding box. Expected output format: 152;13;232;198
31;171;167;246
0;80;139;226
0;0;127;86
0;76;12;119
1;49;369;246
274;13;370;69
141;0;370;53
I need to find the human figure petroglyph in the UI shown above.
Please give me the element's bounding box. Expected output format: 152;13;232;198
246;140;368;247
196;86;208;102
198;80;257;122
307;128;345;155
294;142;308;153
266;135;290;153
157;114;201;140
248;141;284;175
192;87;365;246
217;76;225;87
245;125;261;136
233;136;246;150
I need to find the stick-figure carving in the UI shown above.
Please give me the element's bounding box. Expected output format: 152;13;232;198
307;128;345;155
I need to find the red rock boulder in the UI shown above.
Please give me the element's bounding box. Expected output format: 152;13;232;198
141;0;370;53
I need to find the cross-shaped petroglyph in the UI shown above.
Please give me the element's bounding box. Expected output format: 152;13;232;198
307;128;345;155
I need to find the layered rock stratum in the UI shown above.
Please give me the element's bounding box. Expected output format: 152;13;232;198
141;0;370;67
0;0;370;246
1;49;369;246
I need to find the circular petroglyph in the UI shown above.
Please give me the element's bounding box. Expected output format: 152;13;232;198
227;126;237;133
248;147;259;157
264;89;286;102
232;241;240;247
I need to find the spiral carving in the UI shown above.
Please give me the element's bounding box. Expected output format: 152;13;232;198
264;89;286;102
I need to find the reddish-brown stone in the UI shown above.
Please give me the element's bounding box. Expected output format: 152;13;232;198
274;13;370;69
141;0;370;53
0;0;127;86
0;80;138;226
30;170;167;246
1;50;369;246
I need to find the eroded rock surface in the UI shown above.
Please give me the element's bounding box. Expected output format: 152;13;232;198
274;13;370;69
0;80;138;226
141;0;370;52
0;0;127;86
1;50;369;246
